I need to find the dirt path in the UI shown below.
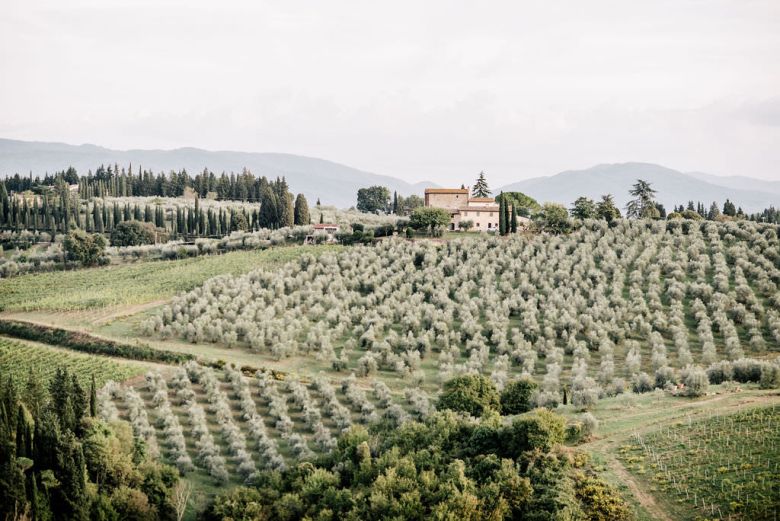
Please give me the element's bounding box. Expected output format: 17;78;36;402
608;457;672;521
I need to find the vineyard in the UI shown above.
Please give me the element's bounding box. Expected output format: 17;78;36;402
0;244;341;312
99;362;433;483
0;337;144;387
145;219;780;406
619;405;780;520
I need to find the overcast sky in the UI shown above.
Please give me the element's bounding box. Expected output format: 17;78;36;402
1;0;779;185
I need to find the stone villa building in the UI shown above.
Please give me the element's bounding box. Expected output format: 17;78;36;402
424;187;503;231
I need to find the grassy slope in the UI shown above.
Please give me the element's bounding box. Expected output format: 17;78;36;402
0;245;342;312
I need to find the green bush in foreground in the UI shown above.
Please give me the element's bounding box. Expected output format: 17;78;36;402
500;376;538;415
199;410;630;521
438;374;501;417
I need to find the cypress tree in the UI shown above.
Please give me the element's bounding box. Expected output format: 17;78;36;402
503;196;511;234
294;193;310;225
27;472;39;521
89;375;97;418
0;183;9;225
259;185;279;228
498;195;506;235
511;203;518;233
15;404;31;458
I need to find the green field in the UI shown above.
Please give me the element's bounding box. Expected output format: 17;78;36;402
0;244;342;312
618;404;780;520
0;337;145;387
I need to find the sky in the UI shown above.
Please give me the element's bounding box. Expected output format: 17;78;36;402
1;0;779;186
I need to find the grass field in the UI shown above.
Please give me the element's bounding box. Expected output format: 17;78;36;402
618;404;780;520
0;337;145;387
0;244;342;312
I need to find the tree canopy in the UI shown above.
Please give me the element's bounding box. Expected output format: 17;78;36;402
625;179;659;219
471;171;491;198
409;206;451;234
356;186;391;213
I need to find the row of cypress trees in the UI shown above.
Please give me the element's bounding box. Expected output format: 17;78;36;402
5;164;295;203
0;181;312;239
498;193;519;235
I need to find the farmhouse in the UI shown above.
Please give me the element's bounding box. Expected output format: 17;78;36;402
313;223;340;234
424;187;504;231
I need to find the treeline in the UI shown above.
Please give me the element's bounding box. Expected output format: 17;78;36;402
0;367;185;520
0;178;311;238
4;164;294;202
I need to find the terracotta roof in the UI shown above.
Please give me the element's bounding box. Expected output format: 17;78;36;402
425;188;469;194
455;206;500;212
468;197;495;203
313;223;339;229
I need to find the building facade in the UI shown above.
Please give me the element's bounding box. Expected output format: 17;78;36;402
424;188;502;231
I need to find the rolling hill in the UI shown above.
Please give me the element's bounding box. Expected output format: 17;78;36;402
0;138;435;208
2;139;777;213
498;163;778;214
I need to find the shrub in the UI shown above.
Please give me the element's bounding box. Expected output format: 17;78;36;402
759;363;780;389
64;229;107;266
110;220;167;246
507;408;566;454
681;365;709;397
631;372;654;394
500;376;538;415
438;375;500;417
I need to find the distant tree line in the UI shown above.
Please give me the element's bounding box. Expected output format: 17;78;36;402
3;164;300;202
0;175;311;239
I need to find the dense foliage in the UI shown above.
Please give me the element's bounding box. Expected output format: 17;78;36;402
199;409;629;521
0;367;183;520
110;220;167;247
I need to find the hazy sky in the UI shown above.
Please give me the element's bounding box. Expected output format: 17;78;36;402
2;0;779;185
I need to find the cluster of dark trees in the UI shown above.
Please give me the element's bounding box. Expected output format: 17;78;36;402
356;186;425;216
4;164;293;202
667;199;744;221
0;368;184;520
0;176;311;239
202;374;629;520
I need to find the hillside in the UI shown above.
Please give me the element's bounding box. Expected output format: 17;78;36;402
0;138;436;208
499;163;778;214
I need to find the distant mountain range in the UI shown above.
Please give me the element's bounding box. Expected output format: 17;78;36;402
0;138;436;208
1;139;777;212
498;163;778;214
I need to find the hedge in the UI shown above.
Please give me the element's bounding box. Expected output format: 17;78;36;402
0;320;193;364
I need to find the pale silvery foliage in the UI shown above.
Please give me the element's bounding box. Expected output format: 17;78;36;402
147;220;778;405
145;372;193;472
97;381;121;422
123;387;160;459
